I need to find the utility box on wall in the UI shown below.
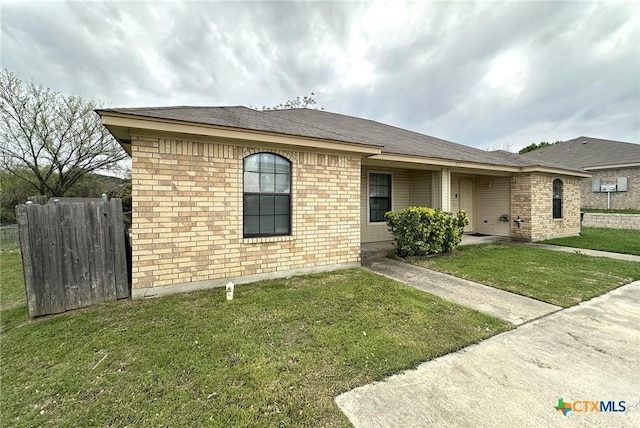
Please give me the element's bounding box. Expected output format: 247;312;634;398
600;184;616;192
617;177;628;192
591;178;600;192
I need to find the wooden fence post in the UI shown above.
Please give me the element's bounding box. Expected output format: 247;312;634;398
111;198;129;299
16;205;37;318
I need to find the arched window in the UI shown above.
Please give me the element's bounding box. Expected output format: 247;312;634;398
243;153;291;237
553;179;563;219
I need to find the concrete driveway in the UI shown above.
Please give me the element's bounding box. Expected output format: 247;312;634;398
336;281;640;427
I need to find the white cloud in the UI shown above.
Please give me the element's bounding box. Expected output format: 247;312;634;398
484;50;526;97
1;0;638;149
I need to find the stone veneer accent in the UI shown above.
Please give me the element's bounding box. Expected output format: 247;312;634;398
582;213;640;230
130;135;361;297
510;173;581;241
581;167;639;210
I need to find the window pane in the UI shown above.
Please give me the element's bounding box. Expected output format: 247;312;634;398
370;196;391;222
260;153;275;172
370;174;391;197
244;195;259;216
260;215;275;234
275;156;290;173
260;173;275;192
274;195;290;214
275;215;290;234
371;209;385;222
260;195;275;214
553;179;563;196
381;198;391;210
244;216;259;235
370;197;391;211
553;179;563;219
275;173;291;193
553;199;562;219
244;155;260;172
244;172;260;192
375;185;390;198
371;174;390;186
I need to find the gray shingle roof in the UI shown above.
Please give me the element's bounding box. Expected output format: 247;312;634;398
99;106;585;172
521;136;640;169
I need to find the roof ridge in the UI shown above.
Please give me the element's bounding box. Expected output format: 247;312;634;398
105;105;250;112
264;108;497;157
259;109;375;145
564;136;637;145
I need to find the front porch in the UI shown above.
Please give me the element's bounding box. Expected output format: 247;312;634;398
360;161;514;244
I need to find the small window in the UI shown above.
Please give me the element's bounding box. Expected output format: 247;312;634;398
553;178;563;219
243;153;291;237
369;173;392;222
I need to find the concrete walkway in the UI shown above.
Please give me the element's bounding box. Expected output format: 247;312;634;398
336;281;640;427
363;257;561;325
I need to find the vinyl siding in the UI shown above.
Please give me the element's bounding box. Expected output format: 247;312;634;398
431;171;442;209
458;177;476;232
477;176;511;236
450;174;460;213
409;171;432;206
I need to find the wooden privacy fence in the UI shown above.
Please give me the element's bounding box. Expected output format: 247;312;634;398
16;198;130;317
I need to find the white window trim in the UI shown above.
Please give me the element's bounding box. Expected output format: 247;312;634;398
367;171;394;226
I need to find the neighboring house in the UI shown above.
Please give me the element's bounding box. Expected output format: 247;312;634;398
522;136;640;210
97;107;589;298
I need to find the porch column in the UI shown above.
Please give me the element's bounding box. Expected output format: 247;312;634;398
440;168;451;211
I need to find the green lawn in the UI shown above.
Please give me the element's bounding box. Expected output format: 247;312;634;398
540;227;640;256
410;244;640;308
581;208;640;215
0;249;26;312
0;250;510;427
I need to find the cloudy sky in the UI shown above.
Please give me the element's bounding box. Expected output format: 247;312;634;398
2;0;638;150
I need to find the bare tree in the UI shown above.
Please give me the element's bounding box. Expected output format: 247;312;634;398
485;142;515;152
259;92;323;110
0;69;128;196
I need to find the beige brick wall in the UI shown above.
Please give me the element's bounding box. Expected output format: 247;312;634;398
581;167;640;209
131;135;361;293
510;173;581;241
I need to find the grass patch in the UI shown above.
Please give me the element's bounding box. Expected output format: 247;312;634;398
581;208;640;214
410;244;640;308
1;251;510;427
540;227;640;256
0;249;26;312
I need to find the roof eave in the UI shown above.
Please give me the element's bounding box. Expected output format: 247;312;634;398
95;110;383;156
583;163;640;170
369;153;592;176
519;166;591;177
369;153;520;172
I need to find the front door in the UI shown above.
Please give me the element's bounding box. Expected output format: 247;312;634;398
459;178;474;232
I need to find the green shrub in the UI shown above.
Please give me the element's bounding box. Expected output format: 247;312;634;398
385;207;469;257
